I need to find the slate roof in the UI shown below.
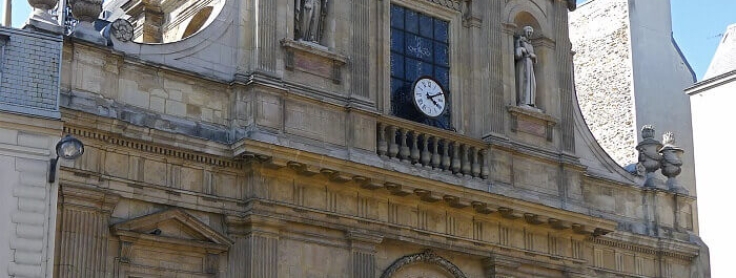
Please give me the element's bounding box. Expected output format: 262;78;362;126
704;24;736;79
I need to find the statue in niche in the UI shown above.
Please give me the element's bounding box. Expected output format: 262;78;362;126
295;0;328;43
515;26;537;108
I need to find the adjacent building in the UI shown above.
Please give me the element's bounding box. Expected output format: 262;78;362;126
0;26;63;278
686;22;736;278
0;0;712;277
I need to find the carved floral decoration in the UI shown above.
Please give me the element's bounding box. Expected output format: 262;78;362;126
380;249;467;278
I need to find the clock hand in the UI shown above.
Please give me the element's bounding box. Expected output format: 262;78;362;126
425;93;442;109
427;92;443;99
426;93;440;107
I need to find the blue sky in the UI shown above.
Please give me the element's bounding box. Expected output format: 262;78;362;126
3;0;733;80
670;0;735;80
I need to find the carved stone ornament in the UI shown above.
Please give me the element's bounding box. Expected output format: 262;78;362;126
110;18;134;42
380;249;467;278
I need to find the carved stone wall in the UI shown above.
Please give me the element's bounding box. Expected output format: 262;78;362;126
569;0;637;166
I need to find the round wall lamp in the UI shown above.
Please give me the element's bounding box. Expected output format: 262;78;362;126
48;135;85;183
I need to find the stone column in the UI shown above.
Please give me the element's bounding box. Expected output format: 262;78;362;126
347;231;383;278
57;185;119;278
225;215;280;278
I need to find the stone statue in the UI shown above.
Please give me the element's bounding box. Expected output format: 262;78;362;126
515;26;537;107
295;0;328;43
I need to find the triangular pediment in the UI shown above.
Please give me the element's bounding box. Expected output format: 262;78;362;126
111;209;233;250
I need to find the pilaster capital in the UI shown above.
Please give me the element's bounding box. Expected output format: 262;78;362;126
60;184;120;213
346;230;383;253
225;214;283;237
483;254;521;277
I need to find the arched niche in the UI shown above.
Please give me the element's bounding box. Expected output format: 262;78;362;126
380;250;467;278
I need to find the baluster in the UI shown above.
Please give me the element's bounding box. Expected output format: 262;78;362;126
480;149;490;179
441;140;451;170
388;126;399;158
451;142;461;174
399;128;410;162
460;144;471;175
420;134;431;167
377;123;387;157
431;137;441;169
471;148;481;177
410;131;420;164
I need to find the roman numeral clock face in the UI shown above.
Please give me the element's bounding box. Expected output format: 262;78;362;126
412;77;446;118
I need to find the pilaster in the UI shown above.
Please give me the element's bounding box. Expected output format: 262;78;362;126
488;0;505;136
554;1;575;152
255;0;278;74
351;0;370;99
56;184;120;278
225;215;281;278
347;230;383;278
483;255;521;278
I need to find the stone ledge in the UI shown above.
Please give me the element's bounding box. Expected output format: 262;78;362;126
508;105;557;141
281;39;347;84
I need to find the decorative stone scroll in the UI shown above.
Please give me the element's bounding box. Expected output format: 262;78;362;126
281;38;347;84
380;250;467;278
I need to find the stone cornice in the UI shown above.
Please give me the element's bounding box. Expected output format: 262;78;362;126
590;232;700;260
236;139;618;237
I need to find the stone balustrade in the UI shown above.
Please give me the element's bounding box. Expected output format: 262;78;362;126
376;117;489;179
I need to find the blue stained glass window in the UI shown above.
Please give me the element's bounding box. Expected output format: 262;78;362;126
419;14;433;38
434;19;448;43
390;5;404;28
405;58;433;81
390;53;405;78
405;10;419;33
390;4;451;129
434;42;448;66
406;34;433;61
390;29;405;54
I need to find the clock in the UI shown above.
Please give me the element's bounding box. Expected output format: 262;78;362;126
412;77;447;118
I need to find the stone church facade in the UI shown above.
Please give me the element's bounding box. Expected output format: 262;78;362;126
0;0;710;277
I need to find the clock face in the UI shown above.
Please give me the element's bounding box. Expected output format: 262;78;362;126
412;77;446;118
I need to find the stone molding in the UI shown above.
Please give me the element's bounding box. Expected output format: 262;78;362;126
111;208;234;252
380;249;467;278
347;230;384;253
59;184;120;213
62;125;243;169
508;105;557;141
281;38;347;84
590;233;700;261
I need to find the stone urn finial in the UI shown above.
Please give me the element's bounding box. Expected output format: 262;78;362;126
636;125;662;174
69;0;106;44
69;0;102;23
25;0;62;33
659;132;688;194
635;125;666;189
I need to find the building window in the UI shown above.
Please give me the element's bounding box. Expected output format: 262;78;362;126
390;4;451;130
